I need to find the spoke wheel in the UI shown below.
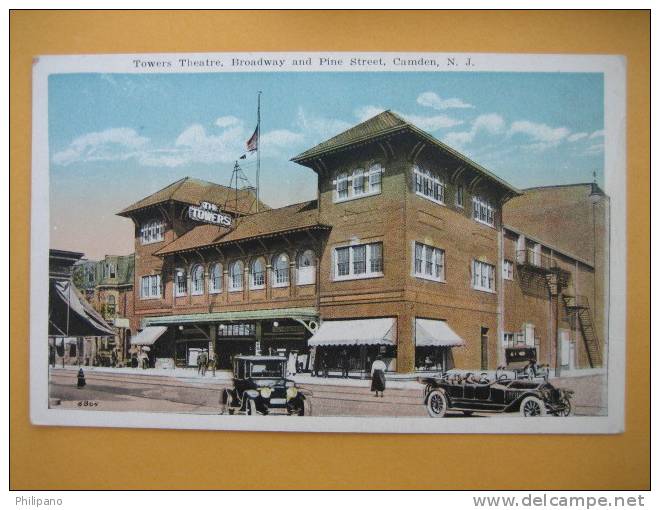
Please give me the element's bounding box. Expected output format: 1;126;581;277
556;398;572;417
426;390;448;418
520;396;547;417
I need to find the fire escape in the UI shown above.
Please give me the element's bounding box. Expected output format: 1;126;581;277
516;248;602;369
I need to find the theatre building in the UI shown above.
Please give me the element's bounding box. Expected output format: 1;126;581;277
119;111;607;375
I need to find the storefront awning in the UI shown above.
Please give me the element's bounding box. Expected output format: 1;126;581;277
308;318;396;347
142;307;318;327
415;318;464;347
49;279;115;337
131;326;168;346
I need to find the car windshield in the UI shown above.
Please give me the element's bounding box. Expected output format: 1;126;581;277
249;360;285;378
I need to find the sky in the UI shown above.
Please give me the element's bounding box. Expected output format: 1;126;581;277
49;71;604;259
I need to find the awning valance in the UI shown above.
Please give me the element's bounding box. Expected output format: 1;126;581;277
415;319;464;347
131;326;168;346
308;318;396;347
143;307;318;327
49;279;115;337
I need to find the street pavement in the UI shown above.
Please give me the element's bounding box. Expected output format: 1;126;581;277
48;367;607;417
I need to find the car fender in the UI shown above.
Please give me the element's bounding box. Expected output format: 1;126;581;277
424;386;448;405
505;391;540;411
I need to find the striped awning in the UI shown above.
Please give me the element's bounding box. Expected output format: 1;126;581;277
308;318;396;347
130;326;168;346
415;319;464;347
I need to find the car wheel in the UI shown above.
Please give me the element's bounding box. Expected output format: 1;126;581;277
426;390;448;418
556;398;572;417
520;396;547;417
246;399;258;416
462;411;474;416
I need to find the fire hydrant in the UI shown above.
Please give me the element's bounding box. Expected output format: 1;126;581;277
77;368;86;388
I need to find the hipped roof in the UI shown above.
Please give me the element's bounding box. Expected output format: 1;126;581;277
155;200;329;256
117;177;268;217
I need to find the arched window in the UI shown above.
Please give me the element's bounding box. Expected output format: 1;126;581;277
250;257;266;289
297;249;316;285
106;294;116;316
272;253;290;287
191;264;204;295
208;263;223;294
174;268;187;297
229;261;244;291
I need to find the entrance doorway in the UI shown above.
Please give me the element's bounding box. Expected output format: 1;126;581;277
480;327;489;370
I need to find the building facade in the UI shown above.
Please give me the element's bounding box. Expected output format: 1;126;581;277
118;111;608;375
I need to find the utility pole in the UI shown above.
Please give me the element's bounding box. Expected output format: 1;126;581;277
256;91;262;213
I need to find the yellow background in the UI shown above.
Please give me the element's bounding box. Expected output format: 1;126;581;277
10;10;650;490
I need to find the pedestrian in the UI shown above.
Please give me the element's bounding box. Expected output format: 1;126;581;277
77;368;86;388
111;348;118;368
198;351;208;376
321;351;329;378
340;348;349;378
211;351;218;377
370;356;387;397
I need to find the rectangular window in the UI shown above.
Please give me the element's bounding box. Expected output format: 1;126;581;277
414;166;446;204
175;271;187;296
140;275;161;299
140;220;164;245
472;260;495;292
472;195;495;227
455;185;464;207
503;259;514;280
353;169;366;196
503;332;515;348
334;243;383;280
334;165;383;202
413;242;445;282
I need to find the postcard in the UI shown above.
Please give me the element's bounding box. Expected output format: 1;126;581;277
30;51;626;433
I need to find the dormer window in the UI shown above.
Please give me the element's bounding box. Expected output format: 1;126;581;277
140;219;164;245
333;163;383;202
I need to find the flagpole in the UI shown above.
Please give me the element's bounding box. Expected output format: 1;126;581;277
256;91;262;213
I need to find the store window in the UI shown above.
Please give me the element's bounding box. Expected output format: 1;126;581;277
209;263;223;294
334;242;383;280
140;274;161;299
175;268;187;297
503;259;514;280
140;219;164;245
229;261;244;291
414;165;446;204
106;294;116;316
272;253;290;287
472;194;495;227
413;242;445;282
251;257;266;289
334;164;383;202
191;264;204;295
472;260;496;292
297;249;316;285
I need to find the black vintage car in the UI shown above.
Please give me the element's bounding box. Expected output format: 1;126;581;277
221;355;310;416
419;371;573;418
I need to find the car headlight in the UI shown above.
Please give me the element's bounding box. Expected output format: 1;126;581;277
259;387;272;399
286;386;298;399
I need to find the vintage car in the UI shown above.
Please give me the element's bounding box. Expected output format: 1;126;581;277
221;355;311;416
419;370;573;418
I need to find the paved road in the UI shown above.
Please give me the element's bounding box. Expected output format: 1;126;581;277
48;368;605;417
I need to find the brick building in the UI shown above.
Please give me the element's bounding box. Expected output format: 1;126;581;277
119;111;608;375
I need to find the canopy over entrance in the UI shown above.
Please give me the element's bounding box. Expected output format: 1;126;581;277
415;318;464;347
130;326;168;346
49;279;114;337
308;318;396;347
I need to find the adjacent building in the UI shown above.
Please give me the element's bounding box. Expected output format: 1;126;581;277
117;111;609;375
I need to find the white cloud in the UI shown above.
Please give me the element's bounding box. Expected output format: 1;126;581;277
172;123;246;164
52;127;149;166
214;115;241;128
443;113;505;148
296;107;352;142
507;120;571;151
584;143;604;155
401;113;463;131
261;129;305;147
354;105;387;122
589;129;605;139
567;132;588;142
417;91;474;110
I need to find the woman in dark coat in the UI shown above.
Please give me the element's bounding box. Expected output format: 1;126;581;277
370;357;387;397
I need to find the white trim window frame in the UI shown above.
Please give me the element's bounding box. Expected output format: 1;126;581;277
413;241;445;282
333;164;384;203
333;242;384;281
140;274;162;300
502;259;514;280
229;261;244;292
140;219;164;245
250;257;266;289
191;264;204;295
472;194;496;227
297;249;316;286
208;263;223;294
414;165;446;205
272;253;290;288
472;260;496;293
174;269;187;297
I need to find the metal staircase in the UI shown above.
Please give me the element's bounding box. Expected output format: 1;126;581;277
562;295;602;368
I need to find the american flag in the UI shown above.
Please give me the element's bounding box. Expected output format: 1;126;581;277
246;126;258;152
